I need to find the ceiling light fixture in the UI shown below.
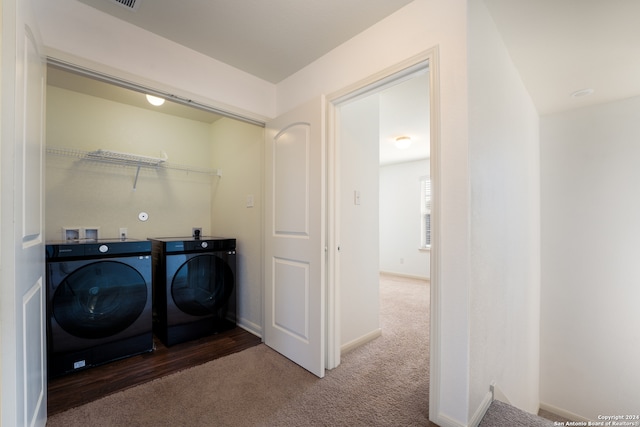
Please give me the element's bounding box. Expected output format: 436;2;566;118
146;94;165;106
570;88;594;98
394;136;412;149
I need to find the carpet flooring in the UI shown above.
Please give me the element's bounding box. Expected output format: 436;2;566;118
47;274;431;426
480;400;556;427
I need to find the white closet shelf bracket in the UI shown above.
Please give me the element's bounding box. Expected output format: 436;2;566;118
85;149;167;189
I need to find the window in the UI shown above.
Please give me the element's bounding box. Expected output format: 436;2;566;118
420;176;431;248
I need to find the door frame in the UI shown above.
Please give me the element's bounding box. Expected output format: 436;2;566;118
325;47;441;416
1;0;48;424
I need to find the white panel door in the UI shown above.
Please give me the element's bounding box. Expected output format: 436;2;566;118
0;0;47;425
264;97;326;378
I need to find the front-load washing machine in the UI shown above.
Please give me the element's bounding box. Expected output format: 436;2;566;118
46;239;153;378
149;237;237;347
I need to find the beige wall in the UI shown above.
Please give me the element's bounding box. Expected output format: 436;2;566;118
210;118;264;336
46;85;215;241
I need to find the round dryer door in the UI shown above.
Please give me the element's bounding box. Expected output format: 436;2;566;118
52;261;148;339
171;254;234;316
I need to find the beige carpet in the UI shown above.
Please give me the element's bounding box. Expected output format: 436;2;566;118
46;274;430;426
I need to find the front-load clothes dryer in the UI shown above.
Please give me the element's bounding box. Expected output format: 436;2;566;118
150;237;236;347
46;239;153;378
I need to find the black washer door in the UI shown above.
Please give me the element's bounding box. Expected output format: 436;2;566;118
171;254;234;316
52;261;148;339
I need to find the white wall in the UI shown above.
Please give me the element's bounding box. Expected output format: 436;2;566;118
46;85;215;240
468;0;541;417
210;118;264;337
338;95;381;348
540;96;640;421
379;159;430;279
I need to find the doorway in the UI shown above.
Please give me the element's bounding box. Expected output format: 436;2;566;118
326;52;437;375
337;69;430;351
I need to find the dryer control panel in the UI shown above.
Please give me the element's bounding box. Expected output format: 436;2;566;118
149;237;236;253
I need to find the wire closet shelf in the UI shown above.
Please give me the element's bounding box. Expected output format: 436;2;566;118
46;146;221;189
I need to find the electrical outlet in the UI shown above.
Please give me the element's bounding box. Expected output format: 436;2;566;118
119;227;128;240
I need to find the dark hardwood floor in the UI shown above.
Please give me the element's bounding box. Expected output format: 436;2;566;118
47;327;261;416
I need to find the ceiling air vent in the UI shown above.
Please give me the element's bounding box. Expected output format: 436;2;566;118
109;0;140;11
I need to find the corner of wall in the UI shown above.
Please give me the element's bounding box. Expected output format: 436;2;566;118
469;389;494;427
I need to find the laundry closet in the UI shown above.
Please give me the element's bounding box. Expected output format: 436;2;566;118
44;65;265;375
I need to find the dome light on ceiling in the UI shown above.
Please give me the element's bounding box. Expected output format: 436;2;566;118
146;94;165;106
394;136;412;149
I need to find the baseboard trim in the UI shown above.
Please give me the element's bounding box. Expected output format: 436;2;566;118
340;328;382;354
430;390;496;427
539;402;590;422
432;413;467;427
237;319;262;339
